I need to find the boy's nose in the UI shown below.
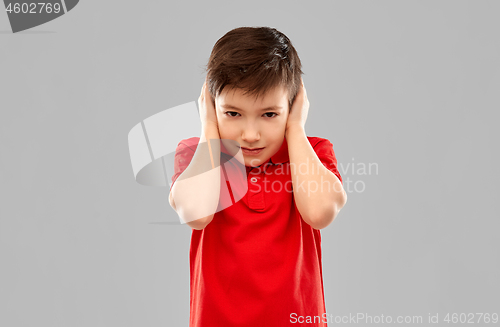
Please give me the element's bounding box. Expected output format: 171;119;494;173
241;126;260;143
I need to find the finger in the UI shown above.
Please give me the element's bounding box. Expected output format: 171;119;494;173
205;83;214;104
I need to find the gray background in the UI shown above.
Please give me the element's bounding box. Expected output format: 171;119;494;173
1;0;499;326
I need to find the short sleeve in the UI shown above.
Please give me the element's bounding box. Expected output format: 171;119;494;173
169;139;197;193
313;138;343;185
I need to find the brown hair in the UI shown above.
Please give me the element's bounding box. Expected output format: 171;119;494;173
205;26;303;109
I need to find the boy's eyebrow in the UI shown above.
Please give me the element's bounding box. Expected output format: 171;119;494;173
221;104;284;111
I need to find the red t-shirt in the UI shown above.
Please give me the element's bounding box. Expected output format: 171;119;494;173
170;136;342;327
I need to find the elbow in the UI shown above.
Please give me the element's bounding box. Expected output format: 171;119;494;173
309;192;347;230
180;211;214;230
339;189;348;209
169;192;177;211
169;190;216;229
186;215;213;230
308;209;335;230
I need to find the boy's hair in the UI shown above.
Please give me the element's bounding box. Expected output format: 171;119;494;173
205;26;303;109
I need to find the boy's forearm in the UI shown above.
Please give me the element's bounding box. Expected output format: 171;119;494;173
285;125;347;229
170;123;221;225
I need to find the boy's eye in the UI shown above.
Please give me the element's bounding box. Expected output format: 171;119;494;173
224;111;278;118
225;111;240;117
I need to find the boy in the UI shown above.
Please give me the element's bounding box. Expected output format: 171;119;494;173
169;27;347;327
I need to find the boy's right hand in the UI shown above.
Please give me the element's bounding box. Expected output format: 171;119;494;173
199;80;219;131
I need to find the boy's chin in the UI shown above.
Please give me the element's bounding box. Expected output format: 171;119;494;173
244;157;269;168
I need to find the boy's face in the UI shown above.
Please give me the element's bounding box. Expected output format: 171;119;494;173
215;86;289;167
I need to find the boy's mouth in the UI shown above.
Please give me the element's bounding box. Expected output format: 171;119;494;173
240;147;265;155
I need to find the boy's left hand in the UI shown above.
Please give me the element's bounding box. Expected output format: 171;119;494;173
286;78;309;133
